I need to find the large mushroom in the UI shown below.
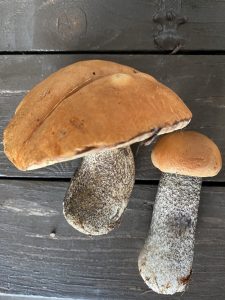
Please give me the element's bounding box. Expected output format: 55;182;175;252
138;131;222;294
4;60;192;235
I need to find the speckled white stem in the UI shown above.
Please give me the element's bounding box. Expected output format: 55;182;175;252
63;147;135;235
138;173;202;295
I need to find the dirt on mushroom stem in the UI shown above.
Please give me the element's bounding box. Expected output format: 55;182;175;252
138;173;202;295
63;147;135;235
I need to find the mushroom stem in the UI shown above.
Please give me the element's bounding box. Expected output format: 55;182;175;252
63;147;135;235
138;173;202;294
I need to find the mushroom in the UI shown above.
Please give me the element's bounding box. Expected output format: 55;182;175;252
138;131;222;294
3;60;192;235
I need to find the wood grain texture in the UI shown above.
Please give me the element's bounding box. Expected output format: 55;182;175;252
0;296;68;300
1;0;225;51
0;180;224;299
1;54;225;180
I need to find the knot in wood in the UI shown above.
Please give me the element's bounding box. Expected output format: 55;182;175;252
153;9;187;52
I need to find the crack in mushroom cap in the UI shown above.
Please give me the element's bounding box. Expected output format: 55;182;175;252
4;60;192;171
151;131;222;177
4;60;138;170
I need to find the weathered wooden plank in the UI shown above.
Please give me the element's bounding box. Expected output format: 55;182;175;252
0;180;224;299
0;54;225;180
1;0;225;51
0;296;67;300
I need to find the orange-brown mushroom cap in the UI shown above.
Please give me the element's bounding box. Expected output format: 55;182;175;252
151;131;222;177
4;60;192;171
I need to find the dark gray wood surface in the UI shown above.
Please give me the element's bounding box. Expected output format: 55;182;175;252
1;0;225;298
1;0;225;51
0;297;68;300
0;180;224;300
1;54;225;181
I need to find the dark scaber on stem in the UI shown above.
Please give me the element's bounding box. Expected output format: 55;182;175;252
138;173;202;294
63;147;135;235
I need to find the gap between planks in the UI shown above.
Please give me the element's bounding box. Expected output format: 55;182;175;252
2;50;225;55
0;177;225;188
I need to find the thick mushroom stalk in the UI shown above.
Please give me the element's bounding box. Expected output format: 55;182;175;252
138;173;202;294
63;147;135;235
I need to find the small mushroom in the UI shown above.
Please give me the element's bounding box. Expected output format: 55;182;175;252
3;60;192;235
138;131;222;294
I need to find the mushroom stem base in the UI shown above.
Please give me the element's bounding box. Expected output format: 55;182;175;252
138;173;202;294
